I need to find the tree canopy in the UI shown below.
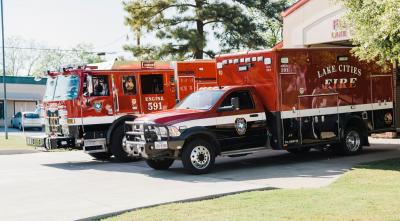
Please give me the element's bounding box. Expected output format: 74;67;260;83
340;0;400;65
123;0;291;60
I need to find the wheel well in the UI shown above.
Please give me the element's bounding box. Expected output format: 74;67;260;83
183;133;221;155
106;115;136;146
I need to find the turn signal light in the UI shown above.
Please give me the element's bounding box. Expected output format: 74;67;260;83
67;118;75;124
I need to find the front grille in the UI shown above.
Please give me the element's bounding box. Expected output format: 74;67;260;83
126;122;168;143
46;110;62;134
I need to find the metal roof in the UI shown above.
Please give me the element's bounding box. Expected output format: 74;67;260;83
0;76;47;85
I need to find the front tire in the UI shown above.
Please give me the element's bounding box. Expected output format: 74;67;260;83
89;152;112;161
146;158;174;170
181;139;215;175
110;124;141;162
336;127;363;155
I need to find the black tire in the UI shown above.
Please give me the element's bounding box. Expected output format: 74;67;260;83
336;127;363;155
110;124;141;162
286;147;311;154
146;158;175;170
89;152;112;161
181;139;216;175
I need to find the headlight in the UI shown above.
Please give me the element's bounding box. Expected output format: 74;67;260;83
157;127;168;137
168;126;181;137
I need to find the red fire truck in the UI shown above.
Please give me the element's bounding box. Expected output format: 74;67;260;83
124;48;396;174
26;60;217;161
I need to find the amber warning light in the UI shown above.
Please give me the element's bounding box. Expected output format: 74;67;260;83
142;61;155;69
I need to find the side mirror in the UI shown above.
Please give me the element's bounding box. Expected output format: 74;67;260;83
86;74;93;95
231;97;239;110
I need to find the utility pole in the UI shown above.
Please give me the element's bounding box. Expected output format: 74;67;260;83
1;0;8;139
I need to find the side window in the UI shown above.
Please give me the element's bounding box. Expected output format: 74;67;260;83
89;76;110;97
141;74;164;94
220;91;255;110
122;76;137;95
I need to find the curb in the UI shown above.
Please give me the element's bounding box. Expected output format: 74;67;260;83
78;187;278;221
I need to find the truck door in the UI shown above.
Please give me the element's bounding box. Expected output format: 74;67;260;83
139;73;169;113
371;74;394;129
81;74;115;135
216;90;267;151
113;74;141;115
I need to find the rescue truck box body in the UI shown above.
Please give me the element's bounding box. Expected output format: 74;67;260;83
26;60;217;161
125;48;395;174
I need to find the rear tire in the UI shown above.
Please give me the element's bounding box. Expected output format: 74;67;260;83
146;158;174;170
336;127;363;155
110;124;141;162
89;152;112;161
181;139;215;175
286;147;311;154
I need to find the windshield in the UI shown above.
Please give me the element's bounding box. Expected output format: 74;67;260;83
43;75;80;101
175;90;225;110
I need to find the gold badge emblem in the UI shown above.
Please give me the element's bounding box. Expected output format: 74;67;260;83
384;113;393;125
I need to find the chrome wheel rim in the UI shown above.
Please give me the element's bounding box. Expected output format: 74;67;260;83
122;136;129;153
190;146;210;170
346;130;361;152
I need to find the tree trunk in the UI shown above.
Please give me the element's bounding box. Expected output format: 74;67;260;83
195;0;204;59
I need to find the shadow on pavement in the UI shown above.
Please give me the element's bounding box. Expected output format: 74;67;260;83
42;145;399;183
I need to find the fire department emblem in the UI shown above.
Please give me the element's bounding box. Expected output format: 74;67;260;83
93;102;103;112
235;118;247;136
384;113;393;125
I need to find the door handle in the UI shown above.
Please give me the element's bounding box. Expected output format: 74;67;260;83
250;114;259;118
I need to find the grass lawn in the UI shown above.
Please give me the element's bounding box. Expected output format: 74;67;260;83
104;158;400;221
0;135;34;150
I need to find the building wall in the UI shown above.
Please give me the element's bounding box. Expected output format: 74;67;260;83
0;76;47;127
283;0;350;48
0;100;39;127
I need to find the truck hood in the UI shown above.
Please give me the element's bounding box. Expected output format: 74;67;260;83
136;109;207;125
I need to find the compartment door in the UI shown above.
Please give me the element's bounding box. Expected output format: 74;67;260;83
280;73;300;147
178;76;195;100
371;75;394;130
298;93;339;144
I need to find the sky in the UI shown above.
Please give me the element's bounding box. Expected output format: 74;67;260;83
2;0;133;59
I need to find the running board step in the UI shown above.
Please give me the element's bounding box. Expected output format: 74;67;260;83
220;147;268;157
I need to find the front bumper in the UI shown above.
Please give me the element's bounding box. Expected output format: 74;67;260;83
26;136;77;149
125;139;184;159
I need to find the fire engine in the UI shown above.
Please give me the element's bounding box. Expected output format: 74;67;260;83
26;60;217;161
124;48;396;174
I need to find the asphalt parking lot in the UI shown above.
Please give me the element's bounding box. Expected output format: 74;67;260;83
0;140;399;221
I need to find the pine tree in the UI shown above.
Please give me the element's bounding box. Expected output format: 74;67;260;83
123;0;290;60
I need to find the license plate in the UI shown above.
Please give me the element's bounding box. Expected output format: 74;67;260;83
154;141;168;150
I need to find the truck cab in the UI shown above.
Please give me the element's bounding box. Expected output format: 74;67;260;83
125;86;268;174
27;60;217;162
